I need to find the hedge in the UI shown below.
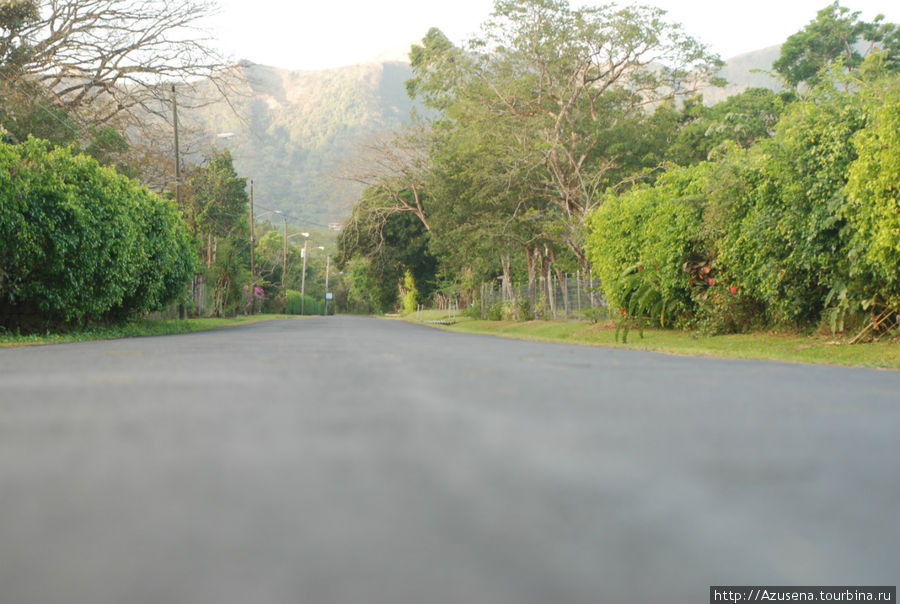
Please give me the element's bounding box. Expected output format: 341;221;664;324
0;138;196;329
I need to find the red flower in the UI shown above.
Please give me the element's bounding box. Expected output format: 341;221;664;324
730;285;738;294
707;278;715;286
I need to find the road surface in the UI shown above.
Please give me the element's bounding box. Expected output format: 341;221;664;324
1;316;898;603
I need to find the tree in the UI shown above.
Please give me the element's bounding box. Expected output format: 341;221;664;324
337;201;437;314
182;149;250;316
773;2;900;88
0;0;227;126
1;0;239;188
341;125;432;235
666;88;797;166
408;0;722;271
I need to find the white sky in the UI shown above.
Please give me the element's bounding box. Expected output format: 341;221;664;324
203;1;900;71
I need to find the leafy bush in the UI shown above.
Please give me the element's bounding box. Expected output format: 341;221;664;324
715;90;866;327
486;302;504;321
284;289;325;315
402;269;419;315
842;84;900;335
285;290;303;314
586;164;708;324
0;138;195;329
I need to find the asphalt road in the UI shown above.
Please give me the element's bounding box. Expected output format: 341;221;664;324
1;316;898;603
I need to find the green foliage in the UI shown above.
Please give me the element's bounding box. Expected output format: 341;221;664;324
338;197;438;314
666;89;797;166
181;150;251;317
845;89;900;291
773;2;900;88
586;164;708;321
613;265;683;343
345;258;379;314
403;0;721;286
0;138;196;329
402;269;419;315
587;63;900;340
716;85;865;325
284;289;325;315
185;150;248;239
0;1;39;74
285;290;303;315
841;81;900;333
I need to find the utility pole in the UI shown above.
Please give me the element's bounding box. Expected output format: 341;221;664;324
172;85;180;208
172;84;186;320
324;254;331;316
248;180;256;314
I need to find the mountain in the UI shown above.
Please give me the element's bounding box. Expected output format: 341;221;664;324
181;46;784;227
699;45;785;104
182;59;417;226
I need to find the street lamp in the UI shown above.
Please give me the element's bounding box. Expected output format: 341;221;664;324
299;233;310;315
324;253;331;316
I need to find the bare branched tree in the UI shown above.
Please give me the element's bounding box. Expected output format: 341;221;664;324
1;0;233;125
339;123;433;254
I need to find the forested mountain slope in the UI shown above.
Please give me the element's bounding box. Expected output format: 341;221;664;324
183;46;780;225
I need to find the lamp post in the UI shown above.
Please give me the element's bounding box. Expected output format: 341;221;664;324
299;233;310;315
324;253;331;316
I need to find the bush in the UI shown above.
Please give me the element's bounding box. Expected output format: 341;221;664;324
0;138;196;329
284;289;325;315
842;85;900;332
586;164;708;323
716;94;865;327
402;269;419;315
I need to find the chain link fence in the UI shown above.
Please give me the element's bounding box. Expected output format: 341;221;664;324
468;272;608;321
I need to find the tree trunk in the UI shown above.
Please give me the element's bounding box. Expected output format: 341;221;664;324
526;245;538;311
542;247;556;319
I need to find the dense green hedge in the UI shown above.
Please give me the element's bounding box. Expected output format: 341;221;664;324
586;72;900;335
586;164;708;326
0;138;196;329
285;289;325;315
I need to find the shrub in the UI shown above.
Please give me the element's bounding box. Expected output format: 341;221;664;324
402;269;419;315
716;95;865;327
842;86;900;335
0;138;195;329
586;164;708;323
284;289;325;315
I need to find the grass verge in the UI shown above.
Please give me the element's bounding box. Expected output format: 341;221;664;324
403;310;900;370
0;314;293;348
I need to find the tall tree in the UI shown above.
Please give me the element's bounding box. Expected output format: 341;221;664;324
0;0;228;125
773;2;900;88
182;149;250;316
408;0;722;271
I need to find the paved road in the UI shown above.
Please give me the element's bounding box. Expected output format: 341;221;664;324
0;316;897;603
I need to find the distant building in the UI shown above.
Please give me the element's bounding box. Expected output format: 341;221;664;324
328;222;343;232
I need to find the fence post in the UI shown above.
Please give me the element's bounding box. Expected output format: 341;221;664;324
576;270;582;312
588;269;595;307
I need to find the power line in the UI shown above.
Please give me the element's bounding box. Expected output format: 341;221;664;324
0;70;92;143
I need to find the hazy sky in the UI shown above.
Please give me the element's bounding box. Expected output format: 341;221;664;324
203;1;900;70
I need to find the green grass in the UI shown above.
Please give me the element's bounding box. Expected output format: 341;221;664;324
405;312;900;370
0;314;293;348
